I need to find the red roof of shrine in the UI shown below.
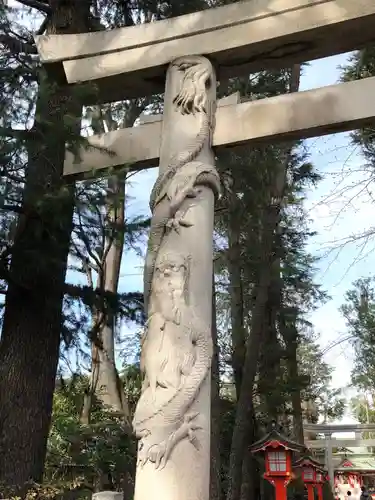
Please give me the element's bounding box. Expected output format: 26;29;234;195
341;460;354;468
250;428;306;455
294;455;325;471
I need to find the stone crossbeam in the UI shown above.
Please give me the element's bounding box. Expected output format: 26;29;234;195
64;92;239;176
306;439;375;449
64;77;375;178
35;0;375;103
304;423;375;433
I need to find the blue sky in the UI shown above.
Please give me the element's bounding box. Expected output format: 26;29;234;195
121;53;372;393
300;54;372;391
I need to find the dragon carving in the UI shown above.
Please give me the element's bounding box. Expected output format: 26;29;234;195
134;253;213;469
133;55;219;469
143;55;221;312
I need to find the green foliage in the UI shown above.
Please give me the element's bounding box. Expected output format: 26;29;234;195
340;277;375;391
0;0;152;490
213;63;341;500
351;394;375;424
0;0;149;356
46;374;138;493
215;120;331;422
296;336;345;422
341;48;375;168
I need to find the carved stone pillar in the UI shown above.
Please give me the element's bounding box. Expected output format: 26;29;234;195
133;55;219;500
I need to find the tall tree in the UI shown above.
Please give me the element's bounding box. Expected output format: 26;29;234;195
226;64;303;500
0;0;215;489
0;0;94;489
340;276;375;392
77;103;148;428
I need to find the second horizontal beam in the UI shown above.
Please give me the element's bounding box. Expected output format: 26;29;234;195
64;77;375;178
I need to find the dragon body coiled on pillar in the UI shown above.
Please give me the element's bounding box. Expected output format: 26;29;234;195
143;55;221;313
133;55;219;470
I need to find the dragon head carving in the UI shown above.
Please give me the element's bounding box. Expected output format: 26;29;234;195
172;55;214;116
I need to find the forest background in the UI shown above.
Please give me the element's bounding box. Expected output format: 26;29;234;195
2;0;375;499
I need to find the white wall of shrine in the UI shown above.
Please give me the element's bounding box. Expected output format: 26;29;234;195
335;473;362;500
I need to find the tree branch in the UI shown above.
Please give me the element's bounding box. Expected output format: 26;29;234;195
36;16;49;35
0;126;37;141
0;33;37;55
15;0;51;15
1;205;24;215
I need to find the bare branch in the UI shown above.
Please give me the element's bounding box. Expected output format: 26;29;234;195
15;0;51;15
75;206;103;270
0;126;36;141
0;33;37;55
83;257;94;289
1;205;24;214
71;240;99;275
36;16;49;35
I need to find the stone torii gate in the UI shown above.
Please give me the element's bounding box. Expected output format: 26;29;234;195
34;1;375;500
305;423;375;491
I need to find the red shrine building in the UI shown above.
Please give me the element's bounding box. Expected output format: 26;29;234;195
332;452;375;500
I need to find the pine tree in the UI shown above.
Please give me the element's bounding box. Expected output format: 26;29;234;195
0;0;94;489
340;276;375;391
0;0;222;492
213;64;336;500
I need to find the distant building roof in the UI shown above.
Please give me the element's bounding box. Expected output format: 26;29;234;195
311;448;375;472
335;456;375;472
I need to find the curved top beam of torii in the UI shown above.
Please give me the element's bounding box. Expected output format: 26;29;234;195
34;0;375;103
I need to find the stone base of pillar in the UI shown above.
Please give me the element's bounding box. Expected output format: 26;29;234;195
93;491;123;500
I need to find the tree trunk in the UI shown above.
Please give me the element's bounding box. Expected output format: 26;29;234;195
259;257;284;423
280;64;303;445
80;106;144;426
239;406;259;500
90;172;130;421
226;177;287;500
227;194;245;398
225;229;274;500
0;0;91;490
283;318;304;444
289;339;304;444
258;294;281;422
211;273;222;500
226;64;301;500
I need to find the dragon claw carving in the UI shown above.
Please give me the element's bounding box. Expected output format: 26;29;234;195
165;216;182;233
166;206;195;233
137;413;203;471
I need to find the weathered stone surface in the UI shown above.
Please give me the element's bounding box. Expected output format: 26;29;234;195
64;92;239;177
307;439;375;448
64;76;375;178
133;55;216;500
92;492;123;500
138;91;239;126
35;0;375;102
